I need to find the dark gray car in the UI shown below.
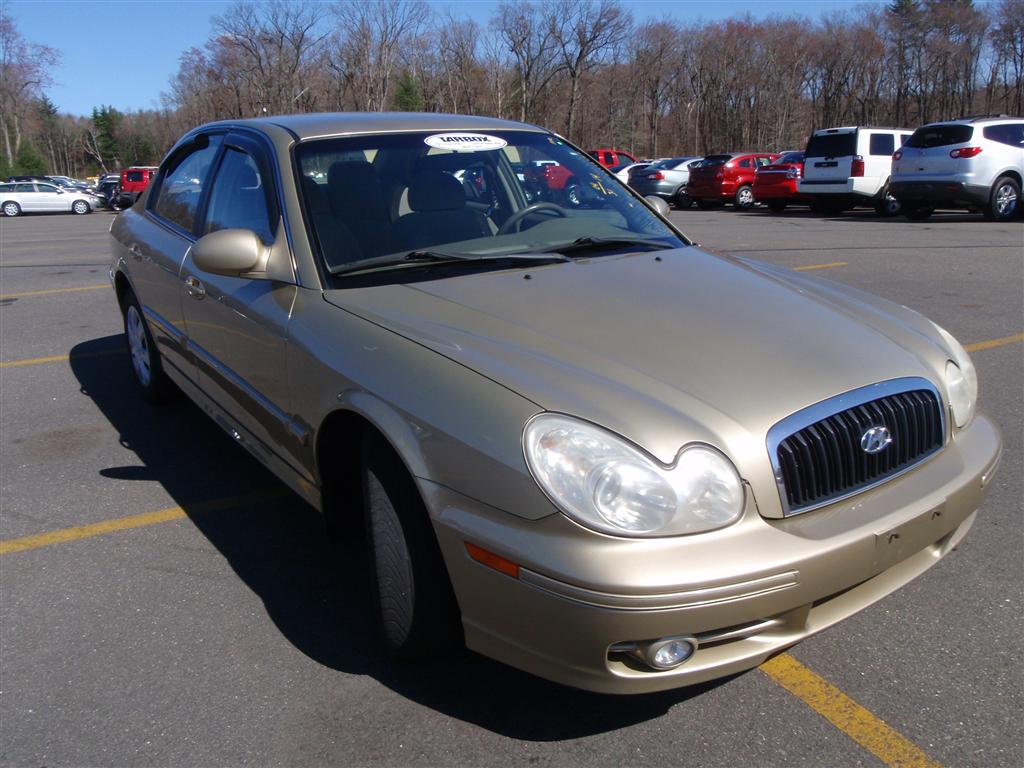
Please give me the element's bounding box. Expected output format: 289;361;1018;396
629;156;700;208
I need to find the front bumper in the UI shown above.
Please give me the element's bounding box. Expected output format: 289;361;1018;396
890;180;990;208
427;412;1001;693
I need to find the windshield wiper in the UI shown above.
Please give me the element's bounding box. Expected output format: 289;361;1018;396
331;249;570;277
545;237;675;257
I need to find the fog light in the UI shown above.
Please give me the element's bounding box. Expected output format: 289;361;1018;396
645;636;697;670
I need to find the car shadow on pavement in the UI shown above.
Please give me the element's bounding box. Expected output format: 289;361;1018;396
70;334;731;741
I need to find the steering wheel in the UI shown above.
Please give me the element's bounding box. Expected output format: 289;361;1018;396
497;202;567;235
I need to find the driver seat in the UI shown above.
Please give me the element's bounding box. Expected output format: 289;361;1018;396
396;172;490;251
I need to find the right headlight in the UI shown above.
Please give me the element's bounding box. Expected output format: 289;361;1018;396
523;414;744;537
933;323;978;428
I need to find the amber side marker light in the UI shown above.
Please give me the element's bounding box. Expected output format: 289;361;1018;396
465;542;520;579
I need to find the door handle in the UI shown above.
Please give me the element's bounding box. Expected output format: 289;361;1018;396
129;244;143;261
184;276;206;299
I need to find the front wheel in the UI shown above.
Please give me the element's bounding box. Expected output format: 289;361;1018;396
72;199;91;215
984;176;1019;221
122;290;176;403
734;185;754;209
2;201;21;217
362;435;463;659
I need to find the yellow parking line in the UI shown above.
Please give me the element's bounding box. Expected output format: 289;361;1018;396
965;333;1023;353
0;489;285;555
794;261;848;271
0;283;109;300
761;653;942;767
0;349;121;369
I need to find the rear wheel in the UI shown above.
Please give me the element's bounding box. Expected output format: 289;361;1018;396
984;176;1019;221
2;201;20;217
734;185;754;209
903;204;934;221
72;199;91;215
766;200;787;213
122;290;176;403
874;185;901;217
362;435;463;659
673;188;693;209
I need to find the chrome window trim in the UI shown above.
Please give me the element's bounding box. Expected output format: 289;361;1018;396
766;376;946;517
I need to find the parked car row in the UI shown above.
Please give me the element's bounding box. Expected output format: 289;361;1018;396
1;165;160;216
614;115;1021;221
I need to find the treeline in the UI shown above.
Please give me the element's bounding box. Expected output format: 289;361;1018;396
2;0;1021;179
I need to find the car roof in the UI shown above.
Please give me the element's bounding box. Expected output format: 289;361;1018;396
200;112;546;141
920;115;1022;126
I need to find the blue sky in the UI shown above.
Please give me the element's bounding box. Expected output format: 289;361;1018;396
10;0;889;117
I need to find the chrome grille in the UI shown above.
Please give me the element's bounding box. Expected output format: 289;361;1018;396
767;378;945;516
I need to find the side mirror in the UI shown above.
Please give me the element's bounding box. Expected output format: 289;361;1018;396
192;228;266;276
644;195;671;217
56;188;65;194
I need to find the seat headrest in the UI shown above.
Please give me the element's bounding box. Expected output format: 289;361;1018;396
327;161;384;212
407;172;466;212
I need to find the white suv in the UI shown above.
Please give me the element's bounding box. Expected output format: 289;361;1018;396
890;116;1023;221
798;126;912;216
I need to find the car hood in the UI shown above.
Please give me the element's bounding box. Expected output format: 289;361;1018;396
324;248;949;510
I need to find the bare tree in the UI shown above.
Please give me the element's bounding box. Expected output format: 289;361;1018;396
550;0;630;139
492;1;561;122
0;8;60;165
330;0;427;111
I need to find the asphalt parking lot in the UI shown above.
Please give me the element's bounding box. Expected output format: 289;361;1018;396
1;206;1021;767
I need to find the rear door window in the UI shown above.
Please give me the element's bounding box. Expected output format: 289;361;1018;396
806;133;857;158
869;134;895;156
982;123;1024;146
905;125;974;148
150;135;224;234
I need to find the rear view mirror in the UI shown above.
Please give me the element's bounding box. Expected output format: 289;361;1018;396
645;195;671;217
192;229;266;276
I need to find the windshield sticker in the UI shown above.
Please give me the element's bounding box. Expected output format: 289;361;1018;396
424;133;507;152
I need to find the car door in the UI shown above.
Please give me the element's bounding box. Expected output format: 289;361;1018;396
129;133;224;378
32;183;65;211
13;183;38;211
180;133;300;469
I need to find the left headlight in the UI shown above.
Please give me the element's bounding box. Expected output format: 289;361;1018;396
933;323;977;428
523;414;745;537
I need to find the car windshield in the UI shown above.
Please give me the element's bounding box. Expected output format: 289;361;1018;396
295;130;685;277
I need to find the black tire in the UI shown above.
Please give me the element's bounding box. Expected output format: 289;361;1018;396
874;184;901;217
984;176;1020;222
734;185;755;209
766;200;787;213
696;199;717;210
72;199;91;215
2;201;20;217
362;435;463;659
673;188;693;209
122;289;176;403
903;205;934;221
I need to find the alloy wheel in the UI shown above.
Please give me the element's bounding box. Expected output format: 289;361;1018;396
126;306;152;387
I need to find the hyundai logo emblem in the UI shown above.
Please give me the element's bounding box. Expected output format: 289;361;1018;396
860;426;892;454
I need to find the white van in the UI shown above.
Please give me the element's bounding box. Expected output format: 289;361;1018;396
798;126;912;215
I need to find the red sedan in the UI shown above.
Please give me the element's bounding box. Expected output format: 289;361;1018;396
753;151;808;212
687;153;780;209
